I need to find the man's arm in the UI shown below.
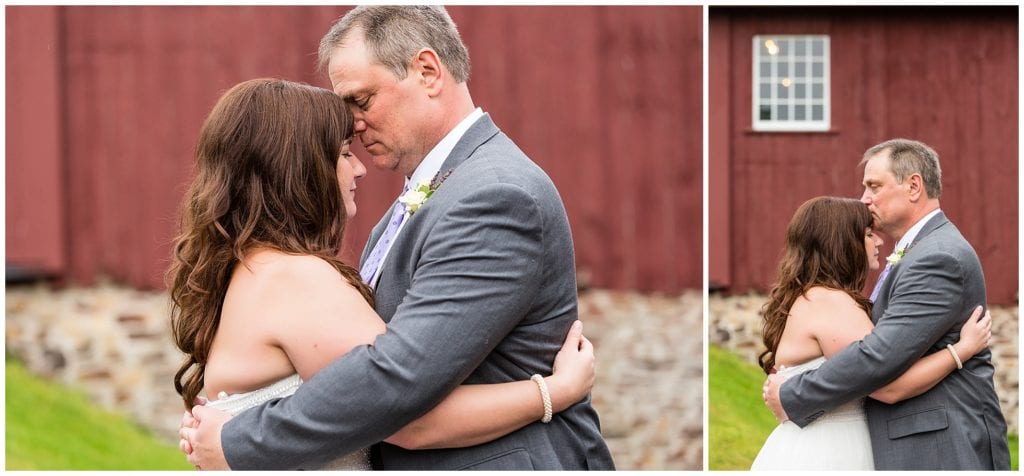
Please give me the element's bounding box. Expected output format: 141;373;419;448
217;182;546;469
778;249;968;427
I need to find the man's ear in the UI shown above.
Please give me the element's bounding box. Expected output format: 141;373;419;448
411;48;444;97
906;173;925;202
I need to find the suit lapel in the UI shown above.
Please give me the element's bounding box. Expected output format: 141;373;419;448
875;211;950;320
435;113;500;178
908;211;949;249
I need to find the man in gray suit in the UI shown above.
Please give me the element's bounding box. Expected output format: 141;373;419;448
184;6;613;470
764;138;1010;470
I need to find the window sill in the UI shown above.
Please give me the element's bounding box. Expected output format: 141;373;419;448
744;127;840;135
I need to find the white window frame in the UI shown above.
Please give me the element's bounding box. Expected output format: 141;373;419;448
752;35;830;132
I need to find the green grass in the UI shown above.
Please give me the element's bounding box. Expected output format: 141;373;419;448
1010;434;1019;470
708;345;778;470
708;345;1019;470
5;357;193;470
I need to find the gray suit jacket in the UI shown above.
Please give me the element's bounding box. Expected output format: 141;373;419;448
780;212;1010;470
220;114;614;470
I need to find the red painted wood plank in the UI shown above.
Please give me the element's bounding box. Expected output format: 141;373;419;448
6;6;66;276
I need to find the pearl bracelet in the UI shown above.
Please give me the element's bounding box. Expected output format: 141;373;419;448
531;374;553;424
946;344;963;370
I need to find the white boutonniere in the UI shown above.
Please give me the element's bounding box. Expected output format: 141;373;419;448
398;170;453;215
886;247;908;266
399;179;432;214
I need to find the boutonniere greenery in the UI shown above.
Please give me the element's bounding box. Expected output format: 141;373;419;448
398;169;453;215
886;247;908;266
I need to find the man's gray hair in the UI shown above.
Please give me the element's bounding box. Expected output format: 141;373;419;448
861;138;943;199
318;6;471;83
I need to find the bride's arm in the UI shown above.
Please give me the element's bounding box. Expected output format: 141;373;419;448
384;321;595;450
868;306;990;403
265;258;596;451
807;292;992;405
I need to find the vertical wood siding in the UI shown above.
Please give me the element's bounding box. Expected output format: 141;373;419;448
8;6;703;293
710;7;1018;304
7;7;65;276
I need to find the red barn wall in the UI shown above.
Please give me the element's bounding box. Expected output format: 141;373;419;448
710;7;1018;304
7;6;703;293
7;7;66;276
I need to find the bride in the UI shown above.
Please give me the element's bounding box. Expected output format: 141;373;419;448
750;196;991;470
169;79;596;470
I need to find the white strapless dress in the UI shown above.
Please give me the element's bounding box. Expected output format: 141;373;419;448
206;374;372;470
750;356;874;470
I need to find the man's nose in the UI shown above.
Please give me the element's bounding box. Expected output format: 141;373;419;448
349;107;367;132
353;117;367;134
860;191;871;204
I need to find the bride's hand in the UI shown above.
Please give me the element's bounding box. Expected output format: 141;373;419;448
546;320;596;413
953;306;991;362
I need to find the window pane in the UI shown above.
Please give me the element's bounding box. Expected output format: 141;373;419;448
753;35;828;130
812;38;824;56
779;38;790;57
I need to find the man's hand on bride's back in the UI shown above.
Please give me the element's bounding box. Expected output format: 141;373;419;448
763;374;790;423
178;400;232;470
178;397;206;455
547;320;596;412
953;306;992;362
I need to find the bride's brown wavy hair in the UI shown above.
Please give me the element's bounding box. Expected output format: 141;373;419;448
168;78;374;408
758;196;873;374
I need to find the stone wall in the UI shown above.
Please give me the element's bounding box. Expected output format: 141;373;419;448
709;293;1019;433
5;282;702;470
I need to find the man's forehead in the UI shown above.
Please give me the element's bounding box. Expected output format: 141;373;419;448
866;149;892;166
862;156;894;183
326;39;373;94
329;75;359;97
328;66;367;99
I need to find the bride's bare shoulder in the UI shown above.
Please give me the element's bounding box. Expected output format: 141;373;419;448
790;286;862;320
237;248;338;282
802;286;857;303
228;248;357;302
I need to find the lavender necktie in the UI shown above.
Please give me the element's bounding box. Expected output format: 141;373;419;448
360;191;408;287
869;263;893;303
